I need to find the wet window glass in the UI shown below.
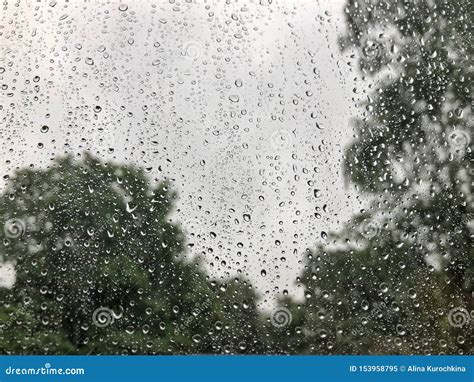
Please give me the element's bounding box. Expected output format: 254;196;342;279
0;0;472;355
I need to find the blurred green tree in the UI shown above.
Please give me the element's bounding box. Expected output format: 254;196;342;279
0;152;265;354
287;0;472;354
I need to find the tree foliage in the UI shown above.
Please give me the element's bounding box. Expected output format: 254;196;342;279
290;0;473;354
0;153;265;354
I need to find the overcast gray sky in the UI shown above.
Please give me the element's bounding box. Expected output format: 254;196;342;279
0;0;365;308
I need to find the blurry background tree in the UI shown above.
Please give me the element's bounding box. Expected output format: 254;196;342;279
0;152;265;354
284;0;472;354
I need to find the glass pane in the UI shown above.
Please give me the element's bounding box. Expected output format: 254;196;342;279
0;0;471;355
